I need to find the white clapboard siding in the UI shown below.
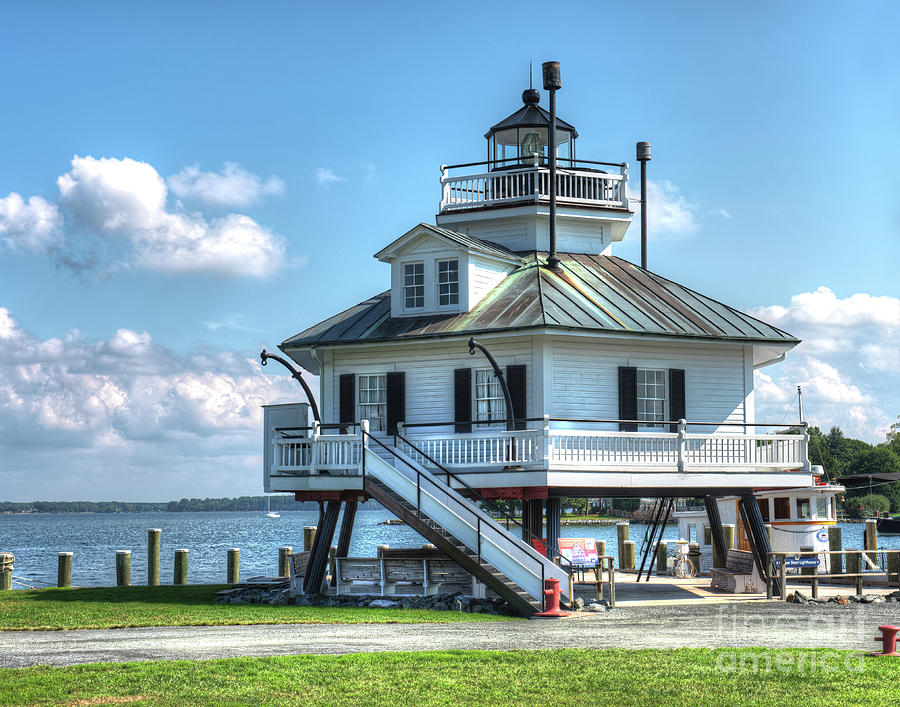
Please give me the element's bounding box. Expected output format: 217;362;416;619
555;219;607;254
551;336;747;430
468;254;512;309
330;337;534;428
459;218;529;252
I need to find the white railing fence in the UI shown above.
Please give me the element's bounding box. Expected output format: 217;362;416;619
269;419;810;476
440;163;627;213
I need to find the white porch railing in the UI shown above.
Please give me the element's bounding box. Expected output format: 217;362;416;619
440;162;627;213
272;426;362;476
269;419;810;477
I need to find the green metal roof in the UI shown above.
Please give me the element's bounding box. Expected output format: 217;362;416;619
281;253;798;349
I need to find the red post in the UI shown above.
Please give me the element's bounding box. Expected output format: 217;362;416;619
534;577;569;618
872;625;900;657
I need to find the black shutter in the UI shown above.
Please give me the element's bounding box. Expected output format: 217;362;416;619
454;368;472;433
506;365;526;430
339;374;355;428
618;367;637;432
669;369;685;433
386;372;405;435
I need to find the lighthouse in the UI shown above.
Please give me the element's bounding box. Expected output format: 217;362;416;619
262;67;808;614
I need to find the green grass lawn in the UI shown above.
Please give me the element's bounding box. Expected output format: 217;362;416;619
0;585;517;631
2;648;897;706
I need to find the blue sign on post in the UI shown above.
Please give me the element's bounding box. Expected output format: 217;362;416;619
773;555;820;569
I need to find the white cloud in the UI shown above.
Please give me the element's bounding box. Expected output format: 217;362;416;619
0;192;63;253
0;307;311;501
713;208;732;219
627;178;697;236
751;287;900;442
168;162;284;208
57;155;286;278
314;167;346;185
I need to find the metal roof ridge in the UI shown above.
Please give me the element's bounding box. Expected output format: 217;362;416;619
609;255;798;342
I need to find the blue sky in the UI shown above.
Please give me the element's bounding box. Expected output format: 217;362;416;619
1;2;897;500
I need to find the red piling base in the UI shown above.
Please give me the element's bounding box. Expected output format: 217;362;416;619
871;625;900;657
534;577;570;618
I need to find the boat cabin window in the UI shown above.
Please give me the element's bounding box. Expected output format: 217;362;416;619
757;498;770;523
796;498;811;520
688;525;697;543
773;497;790;520
816;497;828;520
703;525;711;545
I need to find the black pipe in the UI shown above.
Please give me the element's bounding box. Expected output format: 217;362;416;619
705;495;728;570
543;61;561;270
260;349;321;423
647;499;674;581
739;493;780;596
636;142;651;270
637;498;665;581
467;338;515;432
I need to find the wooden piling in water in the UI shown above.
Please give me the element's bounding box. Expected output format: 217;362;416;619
864;520;878;555
303;526;317;552
846;549;862;594
116;550;131;587
0;553;12;591
147;529;161;586
722;524;735;550
616;523;630;570
828;527;843;573
227;549;239;584
278;546;292;578
888;551;900;585
174;549;188;585
57;552;73;588
656;541;668;575
622;541;635;570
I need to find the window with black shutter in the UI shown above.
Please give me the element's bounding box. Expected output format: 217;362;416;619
339;374;355;433
454;368;472;433
507;365;526;430
668;368;686;432
386;372;405;435
618;367;637;431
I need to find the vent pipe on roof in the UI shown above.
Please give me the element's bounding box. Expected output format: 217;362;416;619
636;141;651;270
543;61;561;270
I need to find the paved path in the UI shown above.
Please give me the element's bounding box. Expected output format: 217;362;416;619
3;603;898;668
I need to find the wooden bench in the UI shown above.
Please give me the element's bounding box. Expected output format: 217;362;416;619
711;549;757;593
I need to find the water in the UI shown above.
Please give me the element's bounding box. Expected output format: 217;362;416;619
1;511;897;589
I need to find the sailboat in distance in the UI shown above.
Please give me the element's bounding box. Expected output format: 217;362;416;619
266;495;280;518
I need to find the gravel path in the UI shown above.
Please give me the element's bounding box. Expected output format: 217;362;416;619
2;603;898;668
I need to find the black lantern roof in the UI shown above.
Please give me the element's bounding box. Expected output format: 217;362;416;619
485;89;578;140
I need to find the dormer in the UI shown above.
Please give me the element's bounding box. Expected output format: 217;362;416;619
374;223;523;318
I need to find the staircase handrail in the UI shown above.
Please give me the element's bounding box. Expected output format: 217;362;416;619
394;432;574;574
362;429;555;603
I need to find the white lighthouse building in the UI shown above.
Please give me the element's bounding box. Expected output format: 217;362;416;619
261;72;811;614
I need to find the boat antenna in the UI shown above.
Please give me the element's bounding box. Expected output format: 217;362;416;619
797;385;804;423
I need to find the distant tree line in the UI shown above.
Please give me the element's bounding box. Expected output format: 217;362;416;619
0;496;382;514
802;419;900;517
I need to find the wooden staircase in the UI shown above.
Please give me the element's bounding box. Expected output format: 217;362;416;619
364;476;542;616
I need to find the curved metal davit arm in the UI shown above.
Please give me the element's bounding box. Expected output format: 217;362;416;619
467;337;515;432
260;349;321;423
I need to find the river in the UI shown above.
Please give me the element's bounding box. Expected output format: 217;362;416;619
1;510;897;589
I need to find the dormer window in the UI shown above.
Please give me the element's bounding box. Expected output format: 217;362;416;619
437;259;459;306
404;262;424;310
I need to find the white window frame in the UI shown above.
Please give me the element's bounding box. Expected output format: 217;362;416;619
473;368;506;426
403;262;424;311
358;374;386;432
436;258;459;308
636;368;667;429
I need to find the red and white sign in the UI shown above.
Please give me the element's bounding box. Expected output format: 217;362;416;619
557;538;600;566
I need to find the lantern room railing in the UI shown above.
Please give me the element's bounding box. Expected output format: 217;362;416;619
439;157;628;213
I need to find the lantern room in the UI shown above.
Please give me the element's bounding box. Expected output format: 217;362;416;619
485;88;578;169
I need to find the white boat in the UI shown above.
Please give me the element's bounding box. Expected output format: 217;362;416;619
265;496;280;518
675;481;845;577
